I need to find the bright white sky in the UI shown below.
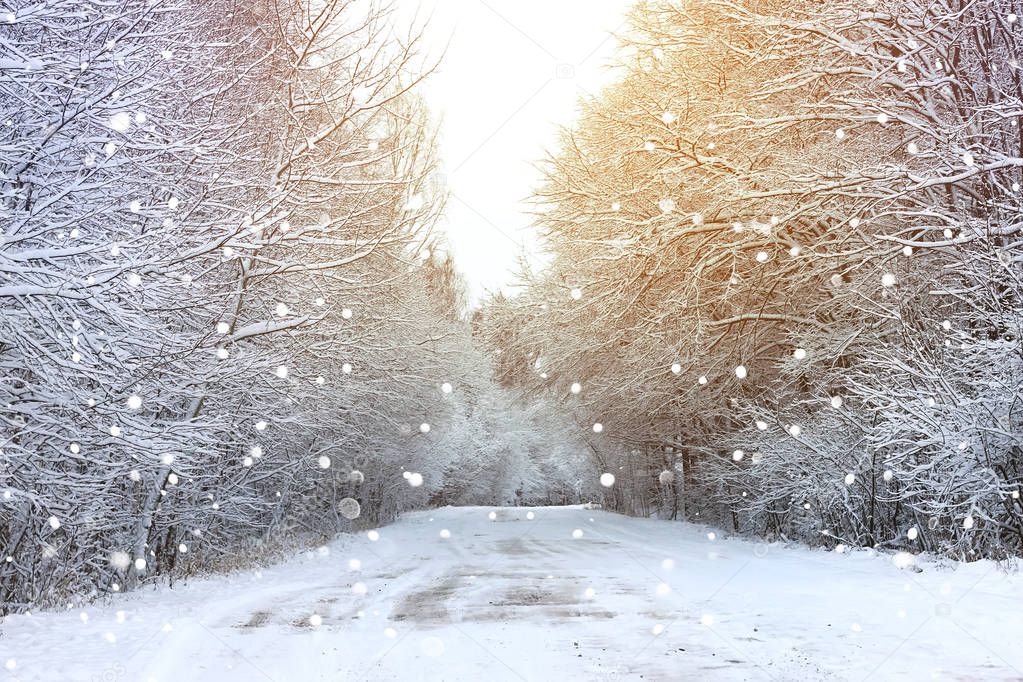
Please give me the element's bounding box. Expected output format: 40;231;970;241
399;0;628;301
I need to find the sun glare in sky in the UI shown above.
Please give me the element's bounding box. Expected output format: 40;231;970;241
404;0;628;301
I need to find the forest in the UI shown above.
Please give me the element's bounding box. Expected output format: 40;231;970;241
0;0;594;613
2;0;1022;620
481;0;1023;563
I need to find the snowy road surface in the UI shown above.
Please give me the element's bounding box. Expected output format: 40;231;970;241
2;506;1021;681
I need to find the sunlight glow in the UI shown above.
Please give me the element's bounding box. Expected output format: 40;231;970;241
404;0;627;300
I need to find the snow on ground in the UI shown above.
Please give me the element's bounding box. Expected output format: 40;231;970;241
2;506;1021;681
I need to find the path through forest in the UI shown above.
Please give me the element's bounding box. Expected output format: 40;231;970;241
2;506;1021;681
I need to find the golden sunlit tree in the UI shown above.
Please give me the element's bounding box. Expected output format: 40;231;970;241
485;0;1023;558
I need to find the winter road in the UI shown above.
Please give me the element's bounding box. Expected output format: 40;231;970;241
2;506;1021;681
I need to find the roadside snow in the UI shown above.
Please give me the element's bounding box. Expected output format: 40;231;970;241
2;506;1020;681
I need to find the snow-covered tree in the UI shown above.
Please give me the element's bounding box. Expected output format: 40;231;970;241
0;0;510;611
486;0;1023;559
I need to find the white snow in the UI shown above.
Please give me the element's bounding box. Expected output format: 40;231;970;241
2;506;1021;681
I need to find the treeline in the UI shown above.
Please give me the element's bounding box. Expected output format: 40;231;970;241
0;0;593;612
481;0;1023;560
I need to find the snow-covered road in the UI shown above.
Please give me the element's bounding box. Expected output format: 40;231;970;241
2;506;1021;681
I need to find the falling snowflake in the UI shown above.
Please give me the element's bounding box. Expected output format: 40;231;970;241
108;112;131;133
405;194;425;212
109;548;130;572
893;552;915;569
338;498;361;520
